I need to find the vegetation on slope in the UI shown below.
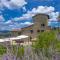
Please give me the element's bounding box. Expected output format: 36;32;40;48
0;45;7;56
32;30;60;60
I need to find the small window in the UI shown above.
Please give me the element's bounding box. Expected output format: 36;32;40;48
30;30;33;34
41;30;44;32
37;30;40;33
41;24;45;26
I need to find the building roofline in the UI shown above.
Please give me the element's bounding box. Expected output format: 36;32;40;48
32;13;50;19
21;23;34;29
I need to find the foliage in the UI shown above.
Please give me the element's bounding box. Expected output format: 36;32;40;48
12;45;24;58
32;30;60;59
55;41;60;52
0;45;7;56
17;46;24;57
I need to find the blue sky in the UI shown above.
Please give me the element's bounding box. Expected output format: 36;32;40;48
0;0;60;31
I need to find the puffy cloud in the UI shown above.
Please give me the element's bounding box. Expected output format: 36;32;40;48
22;6;26;12
0;19;33;30
0;15;5;21
29;6;55;14
0;0;27;9
13;11;34;20
28;6;59;20
0;6;59;30
48;18;58;22
18;14;34;20
4;6;58;22
11;0;27;7
13;13;34;21
48;12;59;21
49;12;59;19
20;22;34;25
14;6;59;21
5;20;12;24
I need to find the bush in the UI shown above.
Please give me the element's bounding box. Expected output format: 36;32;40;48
0;45;7;56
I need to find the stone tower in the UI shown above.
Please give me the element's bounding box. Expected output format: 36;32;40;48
16;14;49;40
32;14;49;38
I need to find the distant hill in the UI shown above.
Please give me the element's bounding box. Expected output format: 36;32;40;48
0;30;10;34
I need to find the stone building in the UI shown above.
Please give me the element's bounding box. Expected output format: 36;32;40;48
32;14;49;38
0;14;49;41
20;14;49;40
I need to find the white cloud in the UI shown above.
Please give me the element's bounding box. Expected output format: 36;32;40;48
0;15;5;21
20;22;34;25
22;6;26;12
13;13;34;21
48;18;58;22
49;12;59;19
30;6;55;14
4;6;58;22
5;20;12;24
27;6;59;20
11;0;27;7
13;12;34;20
1;19;34;30
14;6;59;21
0;0;27;9
0;20;34;30
0;6;59;30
